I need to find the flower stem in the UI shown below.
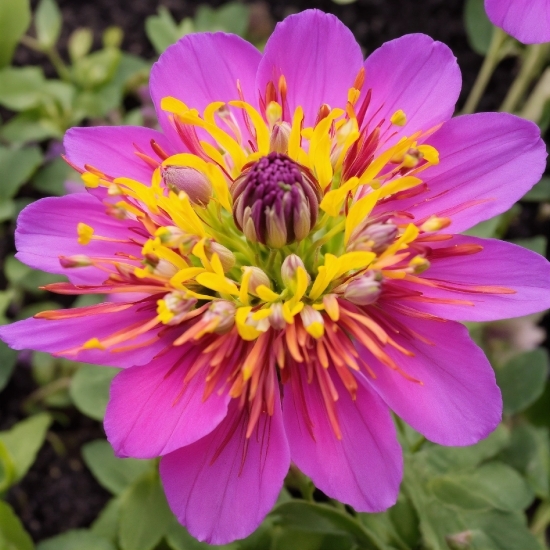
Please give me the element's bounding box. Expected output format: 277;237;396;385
462;28;508;115
531;501;550;537
20;35;72;82
500;44;550;113
520;67;550;122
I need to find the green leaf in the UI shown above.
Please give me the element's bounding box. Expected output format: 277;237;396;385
0;501;34;550
145;7;185;54
496;348;549;414
195;3;250;36
35;0;62;50
119;471;174;550
271;501;390;549
82;439;153;495
0;199;16;222
0;145;43;200
32;157;74;196
523;176;550;201
70;364;120;420
511;236;547;256
103;26;123;49
525;379;550;429
91;498;122;542
463;214;502;238
37;529;115;550
464;0;494;55
0;112;62;143
0;439;17;491
0;0;31;68
68;28;93;62
166;519;239;550
0;340;18;392
0;413;52;484
0;67;46;111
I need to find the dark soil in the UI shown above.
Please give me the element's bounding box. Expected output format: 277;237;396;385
3;0;547;543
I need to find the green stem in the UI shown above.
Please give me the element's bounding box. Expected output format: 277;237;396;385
531;501;550;536
462;28;508;114
19;35;72;82
520;67;550;122
500;43;550;113
410;436;427;453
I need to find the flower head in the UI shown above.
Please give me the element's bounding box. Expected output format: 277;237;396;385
1;9;550;545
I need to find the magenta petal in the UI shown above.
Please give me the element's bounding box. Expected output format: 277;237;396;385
399;113;546;232
150;33;261;146
0;302;166;368
283;368;402;512
15;194;141;285
485;0;550;44
64;126;176;183
105;346;229;459
256;10;363;126
160;392;290;545
358;309;502;445
399;235;550;321
362;34;460;146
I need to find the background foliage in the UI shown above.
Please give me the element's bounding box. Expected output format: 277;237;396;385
0;0;549;549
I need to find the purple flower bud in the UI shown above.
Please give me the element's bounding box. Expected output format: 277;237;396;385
348;222;398;254
269;122;292;154
268;302;285;330
281;254;310;290
162;165;212;206
204;301;236;334
205;241;236;272
232;153;321;248
243;266;271;296
343;271;382;305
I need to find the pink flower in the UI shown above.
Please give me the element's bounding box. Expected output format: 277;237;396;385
2;9;550;544
485;0;550;44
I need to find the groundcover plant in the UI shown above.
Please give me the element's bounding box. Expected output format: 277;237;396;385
1;2;550;550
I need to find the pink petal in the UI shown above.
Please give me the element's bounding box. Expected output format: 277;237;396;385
15;194;141;285
0;301;166;368
150;33;261;146
283;367;402;512
256;9;363;126
362;34;461;146
398;235;550;321
105;346;229;458
64;126;176;183
160;393;289;545
485;0;550;44
358;306;502;445
395;113;546;232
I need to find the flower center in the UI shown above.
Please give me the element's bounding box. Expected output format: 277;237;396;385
232;152;321;248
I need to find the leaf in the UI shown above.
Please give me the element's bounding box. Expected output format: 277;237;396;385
0;340;18;392
463;214;502;238
0;439;17;491
0;0;31;67
511;236;547;256
145;7;185;54
271;501;390;549
32;157;75;196
523;176;550;201
0;67;46;111
68;28;93;62
91;498;121;542
0;145;43;199
0;501;34;550
464;0;494;55
429;462;534;512
496;348;549;415
195;3;250;36
69;364;120;420
0;413;52;485
0;199;16;222
118;471;174;550
82;439;153;496
0;112;62;144
37;529;115;550
166;519;240;550
35;0;62;50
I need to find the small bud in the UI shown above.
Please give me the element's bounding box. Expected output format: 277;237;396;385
205;241;236;272
343;271;382;306
281;254;310;291
157;291;197;325
390;109;407;126
243;266;271;296
269;302;286;330
409;255;430;274
348;222;398;254
420;216;451;232
162;165;212;206
143;255;179;278
204;301;236;334
59;255;92;268
269;122;291;154
300;305;325;339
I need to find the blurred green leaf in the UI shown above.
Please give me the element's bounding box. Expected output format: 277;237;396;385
103;26;123;49
5;256;65;294
68;28;93;62
145;7;191;54
0;0;31;68
0;112;62;143
0;439;17;492
464;0;494;55
0;412;52;485
37;529;115;550
0;341;18;392
72;47;121;89
496;348;549;415
0;67;45;111
119;471;174;550
195;3;250;36
0;501;34;550
523;176;550;201
525;380;550;429
166;519;240;550
332;0;358;4
70;364;120;420
0;199;16;222
33;157;74;196
0;145;43;200
511;236;547;256
35;0;62;50
463;214;502;238
82;439;153;495
91;498;122;542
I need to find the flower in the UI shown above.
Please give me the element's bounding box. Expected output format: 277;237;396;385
485;0;550;44
1;9;550;544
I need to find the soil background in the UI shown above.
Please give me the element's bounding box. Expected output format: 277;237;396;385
2;0;548;542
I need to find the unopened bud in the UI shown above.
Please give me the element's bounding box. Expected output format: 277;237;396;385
343;271;382;305
243;266;271;296
156;226;198;252
409;255;430;274
162;165;212;206
281;254;310;291
158;291;197;325
269;122;291;154
205;241;236;272
348;222;398;254
204;301;236;334
300;305;324;339
144;255;179;278
268;302;286;330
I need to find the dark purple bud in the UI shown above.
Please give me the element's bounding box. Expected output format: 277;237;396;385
348;222;398;254
232;153;321;248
